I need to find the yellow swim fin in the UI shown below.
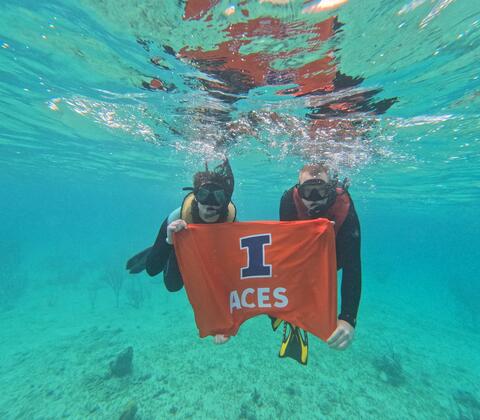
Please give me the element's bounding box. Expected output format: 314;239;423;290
278;322;308;365
270;316;283;332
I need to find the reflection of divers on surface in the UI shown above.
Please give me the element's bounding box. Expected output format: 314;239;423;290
135;13;396;110
141;78;174;91
134;5;397;152
306;87;398;119
136;39;177;93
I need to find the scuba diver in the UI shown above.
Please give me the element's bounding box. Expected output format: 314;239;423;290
272;163;361;364
126;159;236;344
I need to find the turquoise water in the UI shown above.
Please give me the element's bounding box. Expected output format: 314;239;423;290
1;0;479;418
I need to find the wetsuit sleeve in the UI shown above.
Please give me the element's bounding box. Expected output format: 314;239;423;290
336;197;361;328
279;189;297;221
145;217;173;276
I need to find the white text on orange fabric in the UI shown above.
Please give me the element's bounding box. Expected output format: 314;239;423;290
229;287;288;313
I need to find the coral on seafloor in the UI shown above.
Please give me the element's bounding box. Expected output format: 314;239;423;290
119;401;138;420
102;269;125;308
109;346;134;377
125;279;145;309
372;348;406;387
452;389;480;420
0;243;27;310
0;272;27;311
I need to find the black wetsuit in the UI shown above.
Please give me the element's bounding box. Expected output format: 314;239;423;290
280;188;361;327
146;216;184;292
145;203;231;291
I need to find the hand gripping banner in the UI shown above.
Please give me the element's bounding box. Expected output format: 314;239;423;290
174;219;337;341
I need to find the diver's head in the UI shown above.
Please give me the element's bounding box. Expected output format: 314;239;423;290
190;159;234;223
194;178;227;223
297;164;337;217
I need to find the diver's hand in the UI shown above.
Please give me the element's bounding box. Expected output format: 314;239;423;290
166;220;187;244
327;320;355;350
213;334;230;345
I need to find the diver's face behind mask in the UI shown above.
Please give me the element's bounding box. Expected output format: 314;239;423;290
298;172;336;217
197;202;221;223
298;179;331;201
195;182;228;207
195;182;230;223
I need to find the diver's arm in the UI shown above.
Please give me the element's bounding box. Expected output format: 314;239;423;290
337;202;362;328
279;188;298;221
145;217;173;276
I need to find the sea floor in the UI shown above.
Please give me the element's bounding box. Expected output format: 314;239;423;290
0;276;479;419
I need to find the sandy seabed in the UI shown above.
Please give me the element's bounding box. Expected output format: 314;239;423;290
0;278;478;420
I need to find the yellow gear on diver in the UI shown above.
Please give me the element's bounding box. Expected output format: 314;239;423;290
180;192;236;223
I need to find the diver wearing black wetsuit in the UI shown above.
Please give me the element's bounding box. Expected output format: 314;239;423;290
125;159;237;291
146;216;183;292
145;196;236;292
279;186;361;328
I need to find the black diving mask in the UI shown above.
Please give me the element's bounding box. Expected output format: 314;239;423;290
194;183;228;206
298;179;334;201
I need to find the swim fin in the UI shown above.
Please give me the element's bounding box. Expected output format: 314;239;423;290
278;322;308;365
126;247;152;274
270;316;283;332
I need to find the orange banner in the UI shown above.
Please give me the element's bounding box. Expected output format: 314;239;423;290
174;219;337;340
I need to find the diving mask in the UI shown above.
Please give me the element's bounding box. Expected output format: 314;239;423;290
298;179;335;201
194;183;228;206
